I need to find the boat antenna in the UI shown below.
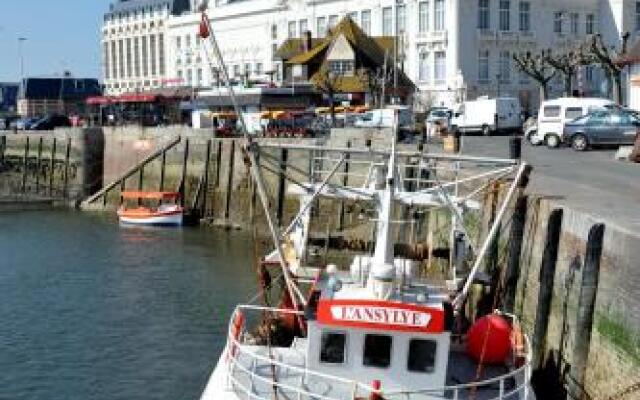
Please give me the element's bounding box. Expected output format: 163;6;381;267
198;8;307;309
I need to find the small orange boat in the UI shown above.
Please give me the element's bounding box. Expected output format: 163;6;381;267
117;191;184;226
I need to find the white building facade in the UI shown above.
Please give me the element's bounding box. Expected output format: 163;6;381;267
101;0;191;95
103;0;640;109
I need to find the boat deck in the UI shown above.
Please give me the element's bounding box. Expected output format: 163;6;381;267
215;339;528;400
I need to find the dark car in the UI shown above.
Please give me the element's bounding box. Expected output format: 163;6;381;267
0;115;19;130
563;110;640;151
30;115;71;131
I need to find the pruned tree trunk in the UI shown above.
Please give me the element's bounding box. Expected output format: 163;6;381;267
564;75;573;97
539;84;549;104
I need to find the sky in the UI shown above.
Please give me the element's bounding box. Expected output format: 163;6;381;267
0;0;111;83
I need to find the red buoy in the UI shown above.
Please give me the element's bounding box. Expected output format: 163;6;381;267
466;314;512;365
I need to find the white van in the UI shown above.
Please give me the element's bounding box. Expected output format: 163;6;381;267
354;106;412;128
530;97;615;147
450;97;521;136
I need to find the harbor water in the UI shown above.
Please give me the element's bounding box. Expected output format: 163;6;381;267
0;211;256;400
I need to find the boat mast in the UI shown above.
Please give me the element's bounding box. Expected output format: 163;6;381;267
197;1;306;308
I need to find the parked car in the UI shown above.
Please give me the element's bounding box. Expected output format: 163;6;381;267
450;97;521;136
563;110;640;151
531;97;615;148
30;115;71;131
15;117;40;130
0;115;19;130
354;106;413;128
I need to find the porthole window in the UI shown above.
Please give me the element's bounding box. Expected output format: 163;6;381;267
320;331;346;364
363;334;392;368
407;339;437;373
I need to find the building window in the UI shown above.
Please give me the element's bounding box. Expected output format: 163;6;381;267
288;21;297;38
636;2;640;31
434;0;445;31
571;13;579;35
329;15;339;29
187;69;193;86
176;36;181;50
103;42;110;80
585;65;594;83
118;39;125;79
478;50;489;82
158;33;165;76
419;1;430;33
271;24;278;40
499;0;510;31
396;4;406;35
363;334;392;368
499;50;511;82
348;11;358;21
255;63;263;75
408;340;437;373
233;64;240;78
134;37;140;78
382;7;393;35
320;332;346;364
142;36;148;77
330;60;354;75
478;0;490;31
419;52;430;82
299;19;308;35
586;13;595;34
111;41;118;80
244;63;251;75
197;68;203;86
317;16;327;37
434;51;446;82
150;34;157;76
361;10;371;35
186;34;192;49
554;12;563;34
519;2;530;32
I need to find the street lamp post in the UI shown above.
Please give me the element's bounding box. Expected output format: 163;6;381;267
18;37;27;82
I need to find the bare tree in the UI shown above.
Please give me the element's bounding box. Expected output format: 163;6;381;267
588;32;631;104
544;45;590;97
315;66;343;127
356;66;392;108
513;51;556;103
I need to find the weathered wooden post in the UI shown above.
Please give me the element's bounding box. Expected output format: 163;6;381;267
180;138;190;207
159;149;167;192
22;137;30;193
276;147;288;227
338;141;351;231
49;138;57;196
137;165;144;205
503;195;528;314
568;223;605;400
215;140;222;188
35;136;43;193
119;178;126;207
201;139;212;216
532;208;563;370
0;135;6;166
224;140;235;221
63;138;71;199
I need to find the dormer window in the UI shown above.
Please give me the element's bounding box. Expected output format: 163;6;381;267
330;60;354;76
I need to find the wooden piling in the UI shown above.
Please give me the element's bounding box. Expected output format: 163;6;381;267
137;165;144;205
22;137;30;193
568;223;605;400
202;139;212;216
35;137;43;193
63;138;71;199
159;149;167;192
532;208;563;370
338;141;351;231
503;195;528;314
119;178;126;206
0;135;6;165
224;140;235;221
180;138;190;207
276;148;288;227
49;138;57;196
215;140;222;188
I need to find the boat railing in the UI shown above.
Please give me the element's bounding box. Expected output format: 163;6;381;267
224;304;533;400
225;304;376;400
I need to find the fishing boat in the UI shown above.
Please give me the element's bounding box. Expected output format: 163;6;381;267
117;191;184;226
195;2;534;398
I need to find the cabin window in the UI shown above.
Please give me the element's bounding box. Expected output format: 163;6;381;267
320;331;346;364
363;334;392;368
565;107;583;120
543;106;561;118
408;339;437;373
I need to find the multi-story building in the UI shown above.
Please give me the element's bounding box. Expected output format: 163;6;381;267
104;0;640;110
17;76;102;118
101;0;191;95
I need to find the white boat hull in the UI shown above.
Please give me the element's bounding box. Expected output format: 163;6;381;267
118;213;183;226
200;347;240;400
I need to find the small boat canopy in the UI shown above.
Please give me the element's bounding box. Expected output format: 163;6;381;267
121;191;181;200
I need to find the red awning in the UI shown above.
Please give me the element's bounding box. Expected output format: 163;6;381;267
118;94;159;103
86;96;114;105
121;191;181;200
